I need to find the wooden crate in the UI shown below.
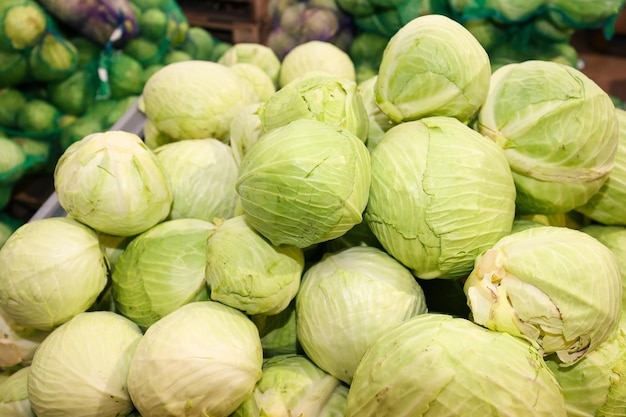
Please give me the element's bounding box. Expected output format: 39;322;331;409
179;0;271;44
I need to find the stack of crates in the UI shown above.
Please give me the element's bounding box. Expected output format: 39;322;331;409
178;0;271;44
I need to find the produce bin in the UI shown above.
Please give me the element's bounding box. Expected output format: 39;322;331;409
28;100;147;222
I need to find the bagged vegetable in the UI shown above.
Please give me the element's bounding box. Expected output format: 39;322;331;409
36;0;139;46
0;0;47;51
28;30;79;82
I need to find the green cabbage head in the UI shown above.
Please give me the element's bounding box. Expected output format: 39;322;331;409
478;60;619;215
347;313;567;417
112;218;216;330
546;315;626;417
575;107;626;225
375;14;491;124
127;301;263;417
236;119;371;248
0;217;108;330
206;216;304;316
232;354;348;417
218;42;282;87
0;367;33;417
141;60;259;141
581;224;626;307
259;73;369;143
229;103;264;166
278;40;356;88
28;311;143;417
54;130;173;236
154;138;239;222
0;306;50;370
296;246;427;384
464;225;622;365
365;116;516;279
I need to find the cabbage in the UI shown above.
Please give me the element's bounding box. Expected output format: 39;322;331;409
28;32;78;82
260;73;369;143
296;246;427;384
0;217;108;330
0;1;47;50
251;300;300;358
108;54;144;99
141;60;259;141
0;137;26;185
127;301;263;417
546;0;625;28
236;118;371;248
229;103;264;166
15;98;61;134
142;117;174;150
545;316;626;417
464;225;622;364
206;216;304;316
575;107;626;225
356;75;396;151
54;130;173;236
218;42;282;87
163;50;194;65
230;63;277;103
347;313;567;416
28;311;142;417
460;0;545;22
365;116;516;279
112;218;216;330
581;224;626;307
0;367;33;417
138;7;168;41
278;40;356;88
375;14;491;124
0;88;27;128
0;306;50;370
478;60;619;215
231;354;348;417
179;26;215;61
154;138;239;222
96;231;133;274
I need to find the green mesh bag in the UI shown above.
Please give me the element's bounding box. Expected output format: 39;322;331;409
353;7;403;38
0;136;27;185
12;136;52;175
545;0;625;37
122;35;165;66
59;116;104;151
0;95;64;145
0;186;13;214
0;136;46;187
349;31;389;71
28;29;79;82
47;61;100;116
179;26;216;61
395;0;433;24
0;0;47;51
0;88;27;129
458;0;547;23
0;48;28;87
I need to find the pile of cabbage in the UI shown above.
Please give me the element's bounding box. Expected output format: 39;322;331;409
2;13;626;417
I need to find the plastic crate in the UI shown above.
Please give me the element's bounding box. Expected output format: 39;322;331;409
28;101;147;222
